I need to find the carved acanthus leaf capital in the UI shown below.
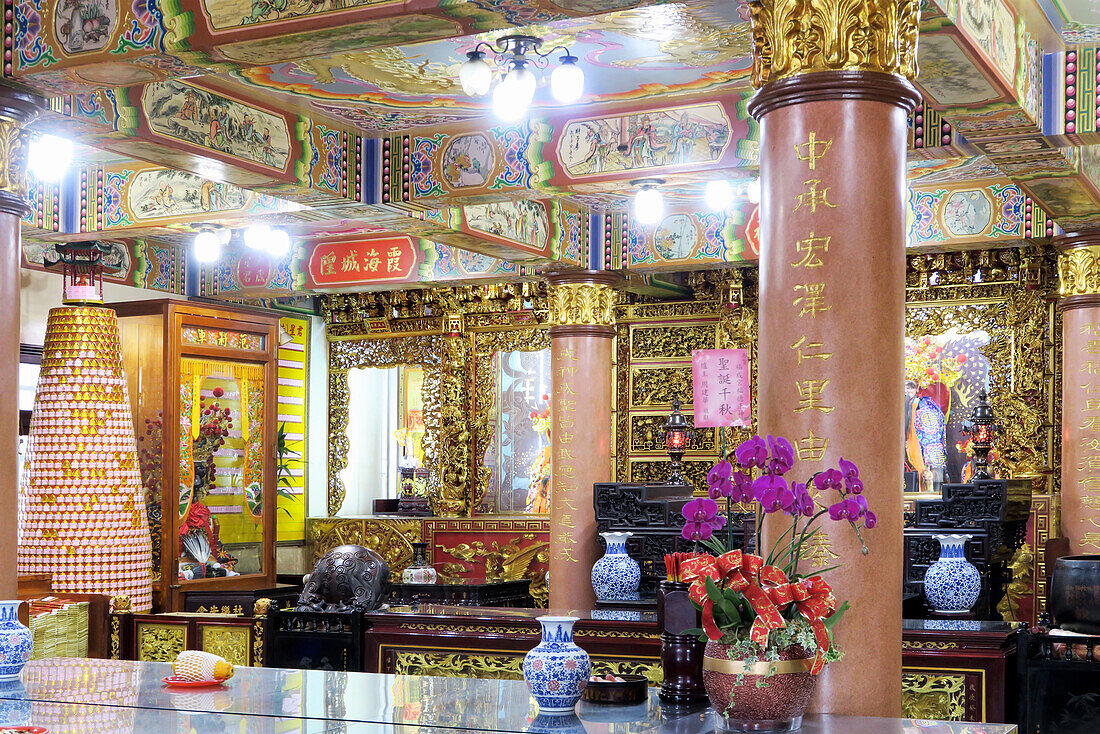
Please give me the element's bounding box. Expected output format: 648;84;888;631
1058;245;1100;297
547;282;617;327
748;0;920;88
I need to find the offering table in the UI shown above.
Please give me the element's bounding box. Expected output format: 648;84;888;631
0;658;1018;733
361;605;663;684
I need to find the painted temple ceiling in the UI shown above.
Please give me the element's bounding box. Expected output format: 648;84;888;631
5;0;1098;300
227;2;753;134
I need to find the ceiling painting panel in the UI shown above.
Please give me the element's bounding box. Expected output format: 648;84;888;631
915;32;1010;109
79;162;302;234
906;157;1007;185
8;0;214;96
199;0;395;31
906;182;1029;248
141;80;292;172
556;101;740;179
612;203;757;272
20;237;188;295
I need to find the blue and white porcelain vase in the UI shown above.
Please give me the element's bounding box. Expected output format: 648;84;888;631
0;601;31;680
923;535;982;613
590;532;640;601
522;616;590;714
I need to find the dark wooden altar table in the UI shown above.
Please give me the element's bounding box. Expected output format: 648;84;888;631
0;658;1018;733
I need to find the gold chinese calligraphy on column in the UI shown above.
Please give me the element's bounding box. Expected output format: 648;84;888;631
552;345;582;565
790;130;837;464
1078;324;1100;550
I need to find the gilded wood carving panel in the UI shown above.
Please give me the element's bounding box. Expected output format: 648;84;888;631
393;650;662;685
901;672;967;721
137;623;186;662
630;325;715;360
629;459;713;488
631;415;716;454
327;334;474;516
200;625;250;667
615;271;758;493
631;367;694;407
307;517;421;572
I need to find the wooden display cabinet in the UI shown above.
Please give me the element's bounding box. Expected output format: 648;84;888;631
112;300;279;611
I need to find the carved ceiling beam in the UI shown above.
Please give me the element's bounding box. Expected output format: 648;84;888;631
912;3;1100;231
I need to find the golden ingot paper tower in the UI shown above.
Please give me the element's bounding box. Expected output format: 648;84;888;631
18;306;154;612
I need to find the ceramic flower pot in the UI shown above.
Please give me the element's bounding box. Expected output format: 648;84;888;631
522;616;590;714
401;542;437;584
590;532;640;601
923;534;981;613
0;601;32;681
702;641;816;733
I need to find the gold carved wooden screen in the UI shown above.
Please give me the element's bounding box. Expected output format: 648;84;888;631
614;272;758;493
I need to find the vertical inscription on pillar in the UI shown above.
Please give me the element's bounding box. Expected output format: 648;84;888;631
553;347;581;564
1079;322;1100;550
790;129;838;566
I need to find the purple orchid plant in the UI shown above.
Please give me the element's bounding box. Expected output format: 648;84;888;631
683;434;874;578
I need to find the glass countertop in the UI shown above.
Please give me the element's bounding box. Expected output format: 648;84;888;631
0;659;1018;734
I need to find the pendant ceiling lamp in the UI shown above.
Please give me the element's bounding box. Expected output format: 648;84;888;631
459;35;585;120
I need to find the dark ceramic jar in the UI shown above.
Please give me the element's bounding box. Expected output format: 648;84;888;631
1050;555;1100;633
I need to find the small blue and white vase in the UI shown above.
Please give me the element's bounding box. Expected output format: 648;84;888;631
0;601;31;681
923;535;982;613
590;532;640;601
522;616;590;714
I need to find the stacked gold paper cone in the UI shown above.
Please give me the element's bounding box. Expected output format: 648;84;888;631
18;306;153;612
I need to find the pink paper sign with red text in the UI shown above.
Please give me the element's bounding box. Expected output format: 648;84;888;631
691;349;751;427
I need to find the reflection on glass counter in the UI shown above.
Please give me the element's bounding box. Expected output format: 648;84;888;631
1;659;1019;734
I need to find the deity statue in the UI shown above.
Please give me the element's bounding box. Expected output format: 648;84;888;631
905;380;947;492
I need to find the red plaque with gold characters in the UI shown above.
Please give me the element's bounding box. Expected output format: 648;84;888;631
306;236;418;288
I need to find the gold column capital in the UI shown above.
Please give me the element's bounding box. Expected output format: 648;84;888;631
0;87;43;218
544;271;621;337
747;0;920;89
1056;231;1100;306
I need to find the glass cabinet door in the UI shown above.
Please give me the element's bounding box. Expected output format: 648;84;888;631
177;360;266;580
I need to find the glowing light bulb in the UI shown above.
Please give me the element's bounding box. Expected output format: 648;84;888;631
28;134;73;182
493;71;532;122
634;186;664;226
459;51;493;97
267;228;291;258
193;231;221;263
551;56;584;104
705;180;734;210
243;224;271;250
511;64;536;100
